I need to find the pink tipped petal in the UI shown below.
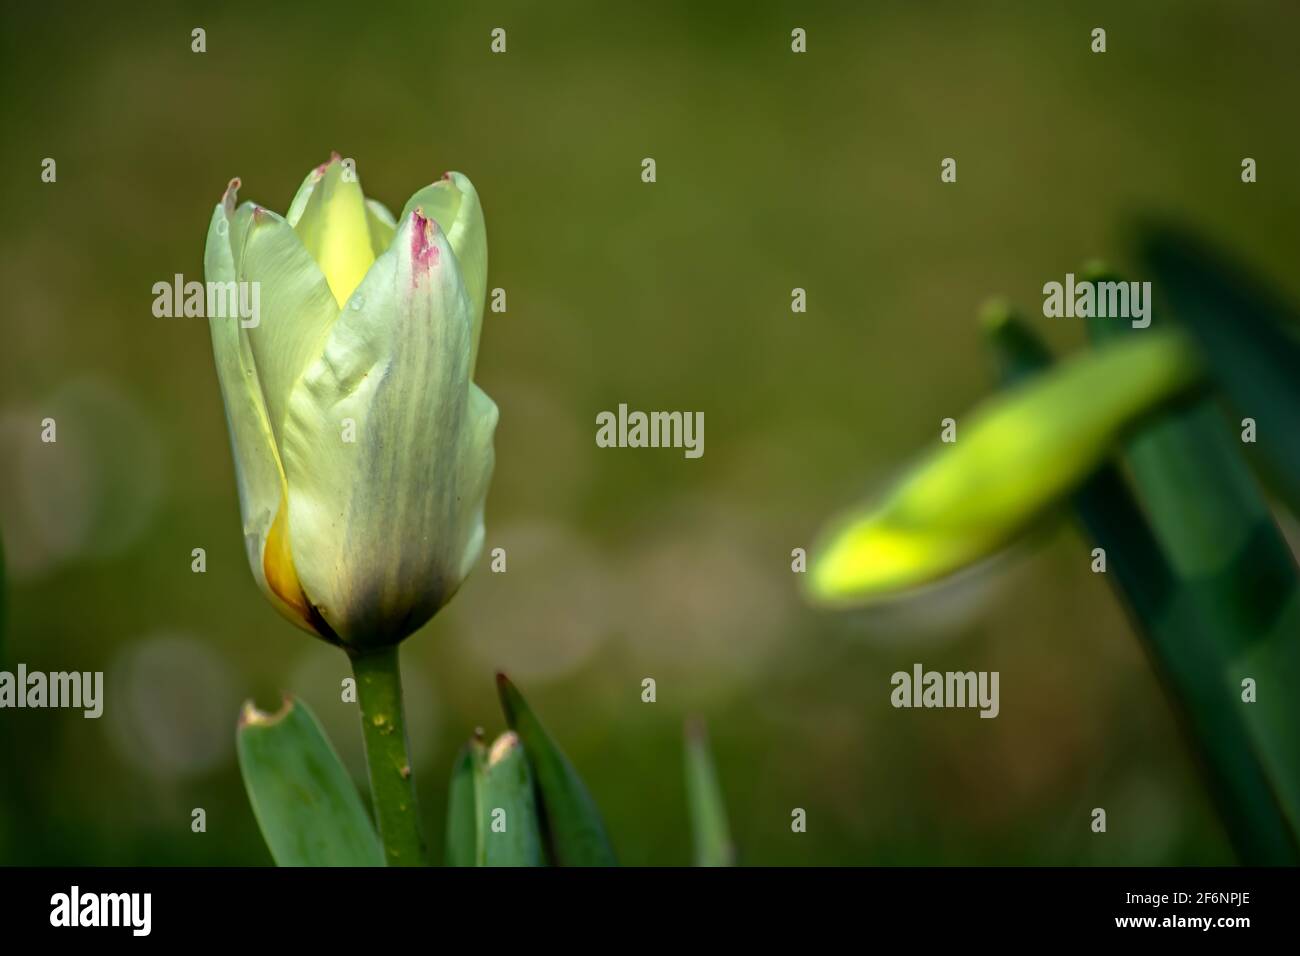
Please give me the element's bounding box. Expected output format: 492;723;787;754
409;209;441;274
398;172;488;371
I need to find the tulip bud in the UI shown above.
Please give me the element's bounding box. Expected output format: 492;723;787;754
806;331;1202;605
204;155;497;649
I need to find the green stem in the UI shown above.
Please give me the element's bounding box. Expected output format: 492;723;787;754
350;645;426;866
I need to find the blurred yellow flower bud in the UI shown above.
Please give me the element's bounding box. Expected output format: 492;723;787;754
807;332;1201;605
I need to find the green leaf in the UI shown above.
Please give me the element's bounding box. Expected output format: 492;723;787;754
481;732;546;867
1081;274;1300;859
444;735;485;867
806;330;1202;604
684;720;734;866
496;673;617;866
979;299;1054;386
237;696;384;867
985;305;1299;864
1138;224;1300;515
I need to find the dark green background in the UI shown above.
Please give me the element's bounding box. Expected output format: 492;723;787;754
1;1;1297;865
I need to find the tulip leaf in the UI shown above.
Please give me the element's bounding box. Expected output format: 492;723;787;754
985;304;1299;863
1137;223;1300;516
496;673;617;866
444;735;486;867
481;732;546;867
980;299;1054;385
237;696;384;867
684;720;735;866
807;330;1202;604
1082;272;1300;854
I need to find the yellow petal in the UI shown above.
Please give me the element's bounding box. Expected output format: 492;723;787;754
262;493;314;629
291;154;377;307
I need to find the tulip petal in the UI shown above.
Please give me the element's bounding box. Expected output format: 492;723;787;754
290;156;377;307
239;207;340;447
279;210;498;646
400;172;487;368
285;158;394;258
284;162;323;227
366;199;397;257
204;182;303;626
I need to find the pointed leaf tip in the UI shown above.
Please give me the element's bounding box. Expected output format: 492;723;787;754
493;676;616;866
495;672;519;725
444;737;486;867
684;719;735;867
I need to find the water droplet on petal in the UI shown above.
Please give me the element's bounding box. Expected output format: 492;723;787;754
350;295;364;310
215;218;228;236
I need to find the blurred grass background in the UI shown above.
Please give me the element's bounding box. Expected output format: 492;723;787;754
1;0;1298;865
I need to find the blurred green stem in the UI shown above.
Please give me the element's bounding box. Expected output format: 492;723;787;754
350;646;426;866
